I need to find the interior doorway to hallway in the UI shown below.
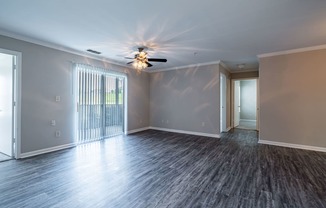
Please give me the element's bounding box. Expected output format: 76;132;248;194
232;79;258;130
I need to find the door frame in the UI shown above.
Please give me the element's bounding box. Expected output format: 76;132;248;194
0;48;22;159
220;73;227;133
231;78;259;131
233;80;240;127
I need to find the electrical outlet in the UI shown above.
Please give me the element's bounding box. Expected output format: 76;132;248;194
162;119;164;123
202;122;205;127
55;131;61;137
166;120;169;124
55;95;61;102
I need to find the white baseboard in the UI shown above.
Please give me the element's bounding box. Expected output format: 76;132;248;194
149;126;220;138
226;127;232;132
20;143;76;159
127;127;150;134
220;126;232;133
258;140;326;153
240;119;256;122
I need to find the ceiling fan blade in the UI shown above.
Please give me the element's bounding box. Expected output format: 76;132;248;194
126;61;134;65
147;58;167;62
124;57;134;59
146;62;153;67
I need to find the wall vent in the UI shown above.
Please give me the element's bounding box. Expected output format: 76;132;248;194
86;49;101;54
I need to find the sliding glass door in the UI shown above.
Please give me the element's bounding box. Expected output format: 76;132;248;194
75;64;125;143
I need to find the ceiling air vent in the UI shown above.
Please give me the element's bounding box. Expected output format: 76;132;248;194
86;49;101;54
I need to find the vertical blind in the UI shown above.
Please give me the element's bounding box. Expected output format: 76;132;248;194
75;64;125;143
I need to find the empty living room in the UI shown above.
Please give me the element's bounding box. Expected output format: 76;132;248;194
1;1;326;207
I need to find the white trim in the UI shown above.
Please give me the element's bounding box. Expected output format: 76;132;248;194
148;61;221;73
0;31;222;74
258;140;326;153
0;30;130;69
256;78;260;131
231;78;259;129
231;77;259;81
19;143;76;159
219;61;231;73
221;127;232;133
240;119;256;122
127;127;150;134
124;76;128;135
149;126;220;138
226;127;232;132
258;44;326;58
230;69;259;73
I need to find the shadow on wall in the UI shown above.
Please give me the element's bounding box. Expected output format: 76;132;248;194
125;69;149;128
150;64;219;133
261;90;308;143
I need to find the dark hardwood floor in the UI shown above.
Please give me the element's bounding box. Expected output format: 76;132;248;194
0;152;11;162
0;129;325;208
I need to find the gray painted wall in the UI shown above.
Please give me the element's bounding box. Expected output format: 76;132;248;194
150;64;220;135
240;80;257;120
0;35;149;154
259;49;326;148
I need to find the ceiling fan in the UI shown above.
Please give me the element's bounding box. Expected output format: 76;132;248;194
125;47;167;70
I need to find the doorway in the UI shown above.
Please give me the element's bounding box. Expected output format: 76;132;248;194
75;64;127;144
232;79;258;130
0;49;21;161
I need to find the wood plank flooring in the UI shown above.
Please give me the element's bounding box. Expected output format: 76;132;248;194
236;120;257;130
0;152;11;162
0;129;325;208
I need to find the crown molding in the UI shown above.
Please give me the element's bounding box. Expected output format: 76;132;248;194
219;61;231;73
258;44;326;58
0;30;131;69
0;30;221;74
147;60;221;73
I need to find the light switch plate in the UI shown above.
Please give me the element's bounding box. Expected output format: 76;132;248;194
55;96;61;102
51;120;56;126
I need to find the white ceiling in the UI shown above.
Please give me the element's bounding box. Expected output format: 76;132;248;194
1;0;326;72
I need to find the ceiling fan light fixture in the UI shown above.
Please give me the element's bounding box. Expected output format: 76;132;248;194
139;51;146;58
125;47;167;70
133;60;148;70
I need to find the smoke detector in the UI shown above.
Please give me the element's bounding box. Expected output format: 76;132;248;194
237;64;245;69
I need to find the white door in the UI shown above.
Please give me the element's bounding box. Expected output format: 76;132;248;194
234;80;240;127
220;73;227;133
0;53;14;156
